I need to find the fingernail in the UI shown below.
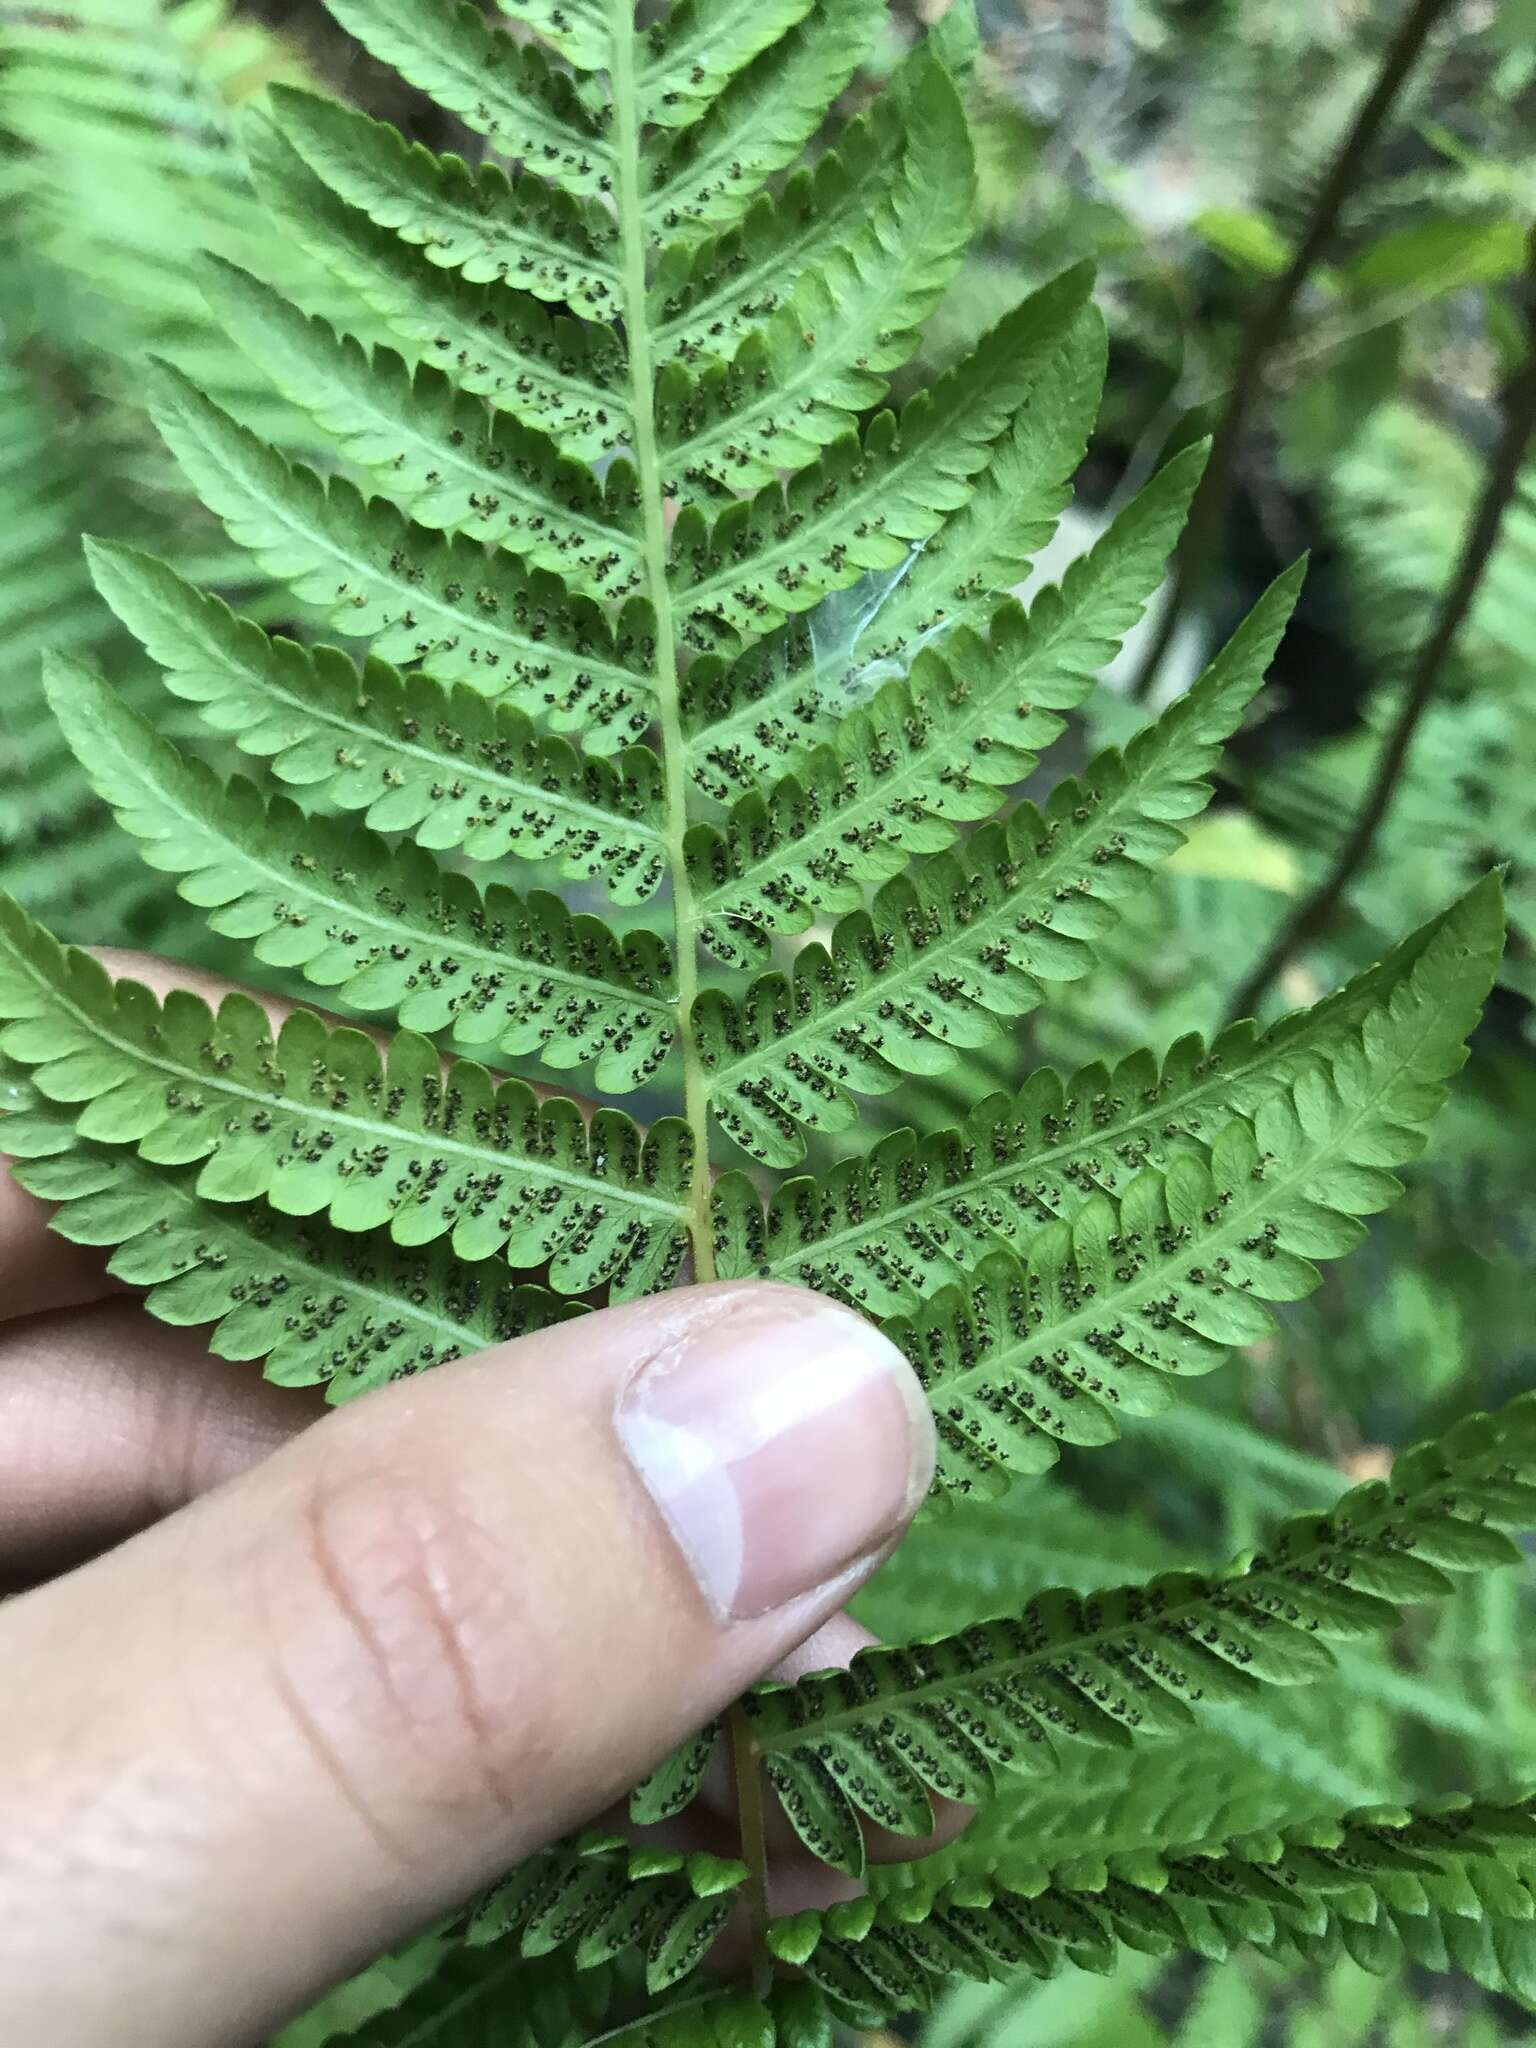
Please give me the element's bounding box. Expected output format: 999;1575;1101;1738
615;1287;935;1622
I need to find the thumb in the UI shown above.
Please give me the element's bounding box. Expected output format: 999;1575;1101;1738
0;1281;934;2048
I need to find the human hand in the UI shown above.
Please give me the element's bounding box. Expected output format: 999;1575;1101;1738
0;955;940;2048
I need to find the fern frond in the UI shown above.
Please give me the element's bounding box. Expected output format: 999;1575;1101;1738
740;1395;1536;1870
714;880;1496;1314
84;544;666;901
145;364;655;746
5;1103;575;1401
777;1795;1536;2015
0;899;690;1294
12;6;1519;2034
44;656;675;1086
199;258;645;600
269;87;621;318
696;568;1301;1164
876;877;1499;1496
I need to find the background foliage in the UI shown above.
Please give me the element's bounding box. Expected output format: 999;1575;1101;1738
2;0;1535;2042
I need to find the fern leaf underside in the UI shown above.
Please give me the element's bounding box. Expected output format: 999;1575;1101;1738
0;0;1519;2039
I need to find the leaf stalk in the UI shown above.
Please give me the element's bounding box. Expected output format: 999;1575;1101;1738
727;1701;774;1996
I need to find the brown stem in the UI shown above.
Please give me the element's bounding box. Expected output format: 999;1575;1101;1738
1128;0;1458;703
727;1701;773;1996
1229;228;1536;1026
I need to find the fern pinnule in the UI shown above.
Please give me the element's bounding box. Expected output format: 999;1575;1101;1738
680;445;1212;966
694;567;1302;1166
200;256;647;598
654;55;972;496
0;896;691;1297
673;288;1096;648
143;364;658;745
875;870;1498;1498
83;542;668;900
320;0;613;202
43;653;677;1086
737;1393;1536;1869
6;1102;577;1399
677;284;1108;801
268;85;622;317
243;119;631;459
714;879;1493;1317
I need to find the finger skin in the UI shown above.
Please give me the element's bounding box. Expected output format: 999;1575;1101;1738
0;1300;323;1578
90;948;296;1021
0;1170;119;1320
0;1282;931;2048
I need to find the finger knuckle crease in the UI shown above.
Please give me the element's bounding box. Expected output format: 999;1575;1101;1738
291;1460;533;1834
